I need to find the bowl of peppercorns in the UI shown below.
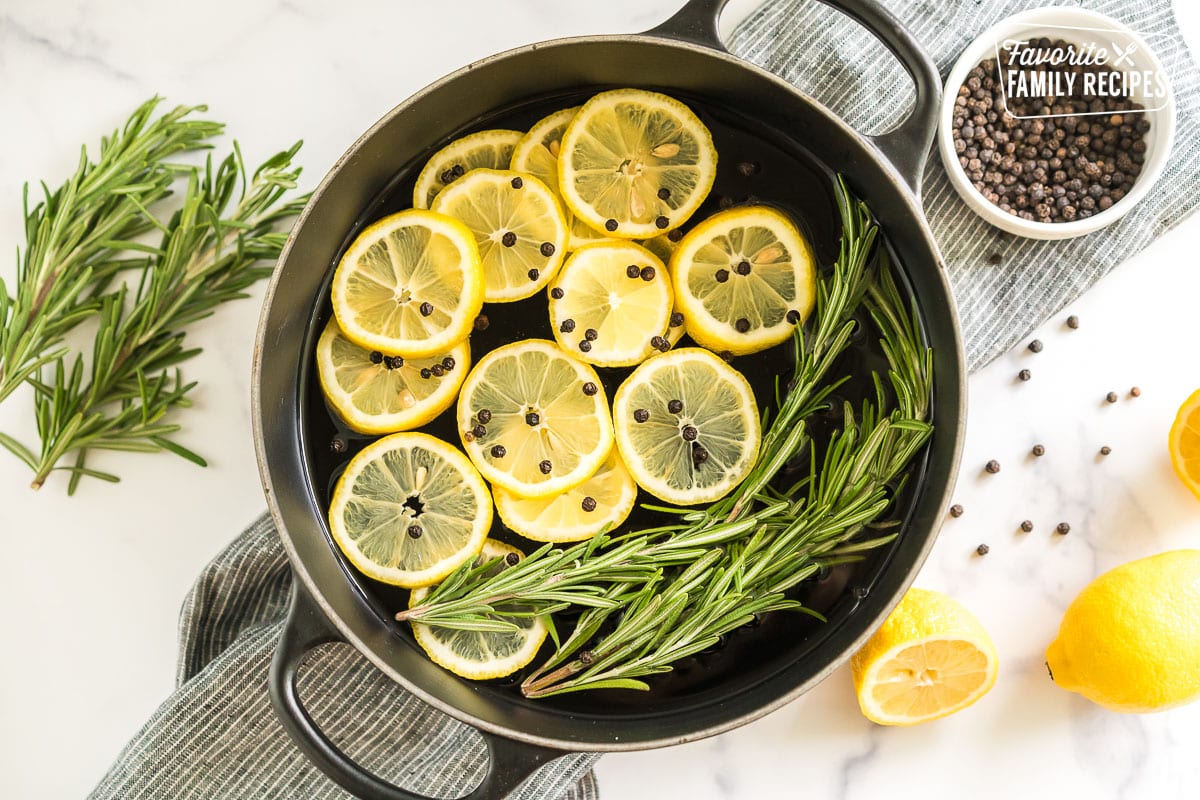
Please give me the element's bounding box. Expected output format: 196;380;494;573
939;7;1176;239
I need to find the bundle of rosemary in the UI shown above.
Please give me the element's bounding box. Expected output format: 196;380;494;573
397;179;935;698
0;97;308;493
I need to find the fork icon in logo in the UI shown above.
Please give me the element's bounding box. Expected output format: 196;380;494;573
1110;41;1138;67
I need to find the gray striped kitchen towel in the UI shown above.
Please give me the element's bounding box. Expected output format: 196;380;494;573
89;1;1200;798
88;514;600;800
730;0;1200;370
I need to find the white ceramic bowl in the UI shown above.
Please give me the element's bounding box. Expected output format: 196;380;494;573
938;7;1176;239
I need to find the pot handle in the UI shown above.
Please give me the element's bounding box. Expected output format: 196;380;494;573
269;583;563;800
645;0;941;193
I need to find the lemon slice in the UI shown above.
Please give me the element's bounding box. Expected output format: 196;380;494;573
409;539;548;680
330;209;484;358
851;588;999;726
431;169;568;303
639;232;683;265
1169;388;1200;501
612;347;759;505
316;320;470;434
328;432;492;588
457;340;613;499
548;241;673;367
510;107;607;251
671;206;816;356
559;88;717;239
413;129;523;209
494;450;637;543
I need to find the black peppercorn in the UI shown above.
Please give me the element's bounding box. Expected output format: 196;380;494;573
1032;444;1045;457
950;504;964;518
1018;369;1032;381
1106;391;1119;404
1066;315;1080;329
581;496;597;512
579;340;592;353
584;328;598;341
551;287;564;299
330;436;347;454
670;312;684;327
657;187;671;200
626;264;641;279
667;399;683;414
501;231;517;247
786;310;801;325
539;459;552;474
560;319;576;333
1100;445;1112;455
527;268;540;281
655;215;669;229
735;260;751;276
985;459;1001;474
441;356;455;371
490;445;506;458
1130;386;1141;397
525;412;540;427
640;266;656;281
692;444;709;465
419;368;432;379
667;229;684;242
474;314;490;331
1020;520;1034;532
477;409;492;424
582;381;598;396
505;552;520;566
1056;522;1071;535
605;219;618;232
650;335;670;352
419;301;435;317
430;364;445;377
735;318;751;333
714;269;730;283
1028;339;1043;353
407;525;423;539
510;176;523;189
976;544;990;556
369;350;383;364
633;408;650;423
472;424;486;438
540;242;556;257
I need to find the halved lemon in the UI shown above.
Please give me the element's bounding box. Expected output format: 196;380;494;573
612;347;759;505
671;206;816;356
548;241;673;367
456;340;613;499
413;129;523;209
1169;388;1200;501
409;539;548;680
559;88;717;239
330;209;484;357
328;432;492;588
494;450;637;543
315;319;469;434
851;588;999;726
431;169;568;303
509;107;607;251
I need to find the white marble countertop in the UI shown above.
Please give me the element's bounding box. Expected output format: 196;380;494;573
2;1;1199;797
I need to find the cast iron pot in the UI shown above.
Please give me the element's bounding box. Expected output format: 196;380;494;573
252;0;965;797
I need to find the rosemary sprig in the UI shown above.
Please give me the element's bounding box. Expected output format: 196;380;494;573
0;98;222;404
398;179;934;698
9;143;308;492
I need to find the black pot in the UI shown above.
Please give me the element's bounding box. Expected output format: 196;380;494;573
252;1;965;798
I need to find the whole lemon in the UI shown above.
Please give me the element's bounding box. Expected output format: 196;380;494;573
1045;549;1200;712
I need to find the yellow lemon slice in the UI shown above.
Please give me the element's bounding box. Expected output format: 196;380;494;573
1169;388;1200;501
494;449;637;543
509;107;607;251
409;539;548;680
851;588;998;726
612;347;759;505
559;88;717;239
456;340;613;499
431;169;568;303
413;129;523;209
328;432;492;588
548;241;673;367
670;206;816;356
639;231;683;265
330;209;484;358
315;319;469;434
